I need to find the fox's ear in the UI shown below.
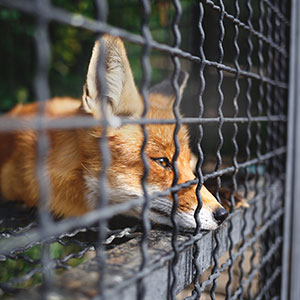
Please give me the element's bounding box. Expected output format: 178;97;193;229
82;35;143;119
149;71;189;109
190;152;197;174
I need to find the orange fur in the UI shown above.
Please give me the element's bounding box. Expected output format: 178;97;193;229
0;35;227;230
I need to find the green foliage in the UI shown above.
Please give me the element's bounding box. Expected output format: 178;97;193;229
0;8;35;111
0;0;194;113
0;242;89;296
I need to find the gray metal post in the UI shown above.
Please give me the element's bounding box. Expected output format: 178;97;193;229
282;0;300;299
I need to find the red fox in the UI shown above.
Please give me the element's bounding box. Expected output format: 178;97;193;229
0;35;228;230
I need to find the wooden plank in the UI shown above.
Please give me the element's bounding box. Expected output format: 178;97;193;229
17;180;283;299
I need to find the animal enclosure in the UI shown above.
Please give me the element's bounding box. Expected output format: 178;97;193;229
0;0;297;299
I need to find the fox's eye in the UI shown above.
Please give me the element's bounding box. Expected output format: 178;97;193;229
151;157;173;170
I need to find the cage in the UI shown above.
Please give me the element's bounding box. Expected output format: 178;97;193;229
0;0;296;299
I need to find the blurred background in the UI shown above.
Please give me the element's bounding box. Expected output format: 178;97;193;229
0;0;272;167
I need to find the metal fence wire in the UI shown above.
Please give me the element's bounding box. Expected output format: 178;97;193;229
0;0;292;299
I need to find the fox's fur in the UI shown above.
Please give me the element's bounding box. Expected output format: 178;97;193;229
0;35;228;230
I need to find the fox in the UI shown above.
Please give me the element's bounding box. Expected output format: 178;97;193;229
0;35;228;231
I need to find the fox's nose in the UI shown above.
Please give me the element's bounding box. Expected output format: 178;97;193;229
213;208;228;225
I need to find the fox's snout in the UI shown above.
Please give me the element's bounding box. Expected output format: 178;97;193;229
214;207;228;225
170;184;228;231
174;203;228;231
195;185;228;230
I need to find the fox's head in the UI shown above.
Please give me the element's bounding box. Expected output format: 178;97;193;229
81;35;228;231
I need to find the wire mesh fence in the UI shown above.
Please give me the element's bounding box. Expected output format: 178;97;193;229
0;0;290;299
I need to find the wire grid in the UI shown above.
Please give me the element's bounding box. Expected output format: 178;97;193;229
0;0;290;299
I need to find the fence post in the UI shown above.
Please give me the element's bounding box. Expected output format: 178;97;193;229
282;0;300;299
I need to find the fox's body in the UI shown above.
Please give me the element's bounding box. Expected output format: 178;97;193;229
0;35;228;230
